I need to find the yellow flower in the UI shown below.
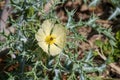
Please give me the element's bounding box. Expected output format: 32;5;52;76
35;20;66;56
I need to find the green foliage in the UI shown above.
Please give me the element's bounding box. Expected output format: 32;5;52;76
110;0;120;7
0;0;119;80
108;8;120;20
114;31;120;60
89;0;101;7
108;0;120;20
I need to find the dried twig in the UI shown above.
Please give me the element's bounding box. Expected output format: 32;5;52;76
0;0;12;36
0;0;12;56
96;49;120;75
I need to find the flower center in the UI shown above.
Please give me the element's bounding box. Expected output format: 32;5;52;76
45;35;56;45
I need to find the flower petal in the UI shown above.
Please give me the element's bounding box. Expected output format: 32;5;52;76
42;20;54;35
38;41;48;53
49;44;62;56
52;24;66;48
35;28;46;42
